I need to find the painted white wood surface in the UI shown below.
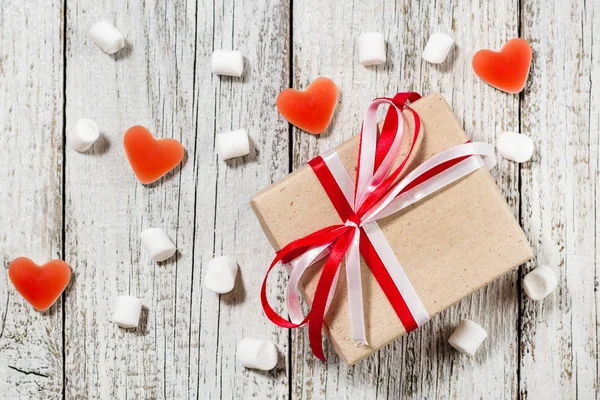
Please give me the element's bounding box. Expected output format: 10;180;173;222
0;0;64;398
190;0;290;399
63;1;197;398
0;0;598;399
519;0;599;398
62;0;289;399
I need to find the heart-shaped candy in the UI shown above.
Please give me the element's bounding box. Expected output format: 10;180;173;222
276;77;338;134
472;38;532;93
8;257;71;311
123;126;185;184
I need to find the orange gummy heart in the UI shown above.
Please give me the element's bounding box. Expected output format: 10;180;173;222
123;126;185;184
472;38;532;93
8;257;71;311
276;77;338;134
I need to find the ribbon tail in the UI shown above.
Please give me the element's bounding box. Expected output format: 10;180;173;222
345;227;368;345
286;244;331;324
325;268;341;315
362;221;430;328
308;230;354;361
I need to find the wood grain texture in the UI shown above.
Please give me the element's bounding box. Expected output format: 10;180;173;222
0;0;65;398
63;0;290;398
519;0;599;398
189;0;290;399
1;0;599;398
64;1;198;398
290;1;521;399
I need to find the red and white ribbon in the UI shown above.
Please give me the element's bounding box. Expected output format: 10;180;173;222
261;93;496;360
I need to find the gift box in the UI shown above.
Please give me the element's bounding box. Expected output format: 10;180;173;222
251;93;533;365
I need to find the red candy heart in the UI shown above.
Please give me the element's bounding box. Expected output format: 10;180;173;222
8;257;71;311
276;77;338;134
472;38;532;93
123;126;185;184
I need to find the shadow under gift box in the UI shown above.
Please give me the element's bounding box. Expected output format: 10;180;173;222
250;93;533;365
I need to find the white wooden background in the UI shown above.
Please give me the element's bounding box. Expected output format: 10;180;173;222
0;0;598;398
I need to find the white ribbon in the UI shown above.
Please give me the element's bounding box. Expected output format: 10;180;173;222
285;98;496;346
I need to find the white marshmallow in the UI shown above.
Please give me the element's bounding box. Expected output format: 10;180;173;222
237;338;278;370
216;129;250;160
204;256;238;294
112;295;143;328
523;265;558;301
497;131;534;163
448;320;487;357
211;50;244;77
89;21;125;55
68;119;100;152
358;32;386;66
140;228;176;262
422;33;455;64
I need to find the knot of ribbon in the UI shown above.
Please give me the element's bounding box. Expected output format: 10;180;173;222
261;92;496;361
344;219;359;229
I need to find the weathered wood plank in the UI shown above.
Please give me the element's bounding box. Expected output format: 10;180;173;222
291;1;521;399
4;0;599;398
519;0;599;397
64;0;289;398
63;1;198;398
0;0;65;398
188;0;291;398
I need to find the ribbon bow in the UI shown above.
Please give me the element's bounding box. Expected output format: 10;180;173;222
261;93;496;360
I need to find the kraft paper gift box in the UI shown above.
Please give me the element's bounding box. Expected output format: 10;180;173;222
251;93;533;365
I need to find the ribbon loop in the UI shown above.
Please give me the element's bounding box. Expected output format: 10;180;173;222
261;92;496;360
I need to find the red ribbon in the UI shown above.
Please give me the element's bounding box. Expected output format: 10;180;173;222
261;92;470;360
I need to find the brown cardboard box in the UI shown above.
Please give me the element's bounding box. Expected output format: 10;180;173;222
251;93;533;365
